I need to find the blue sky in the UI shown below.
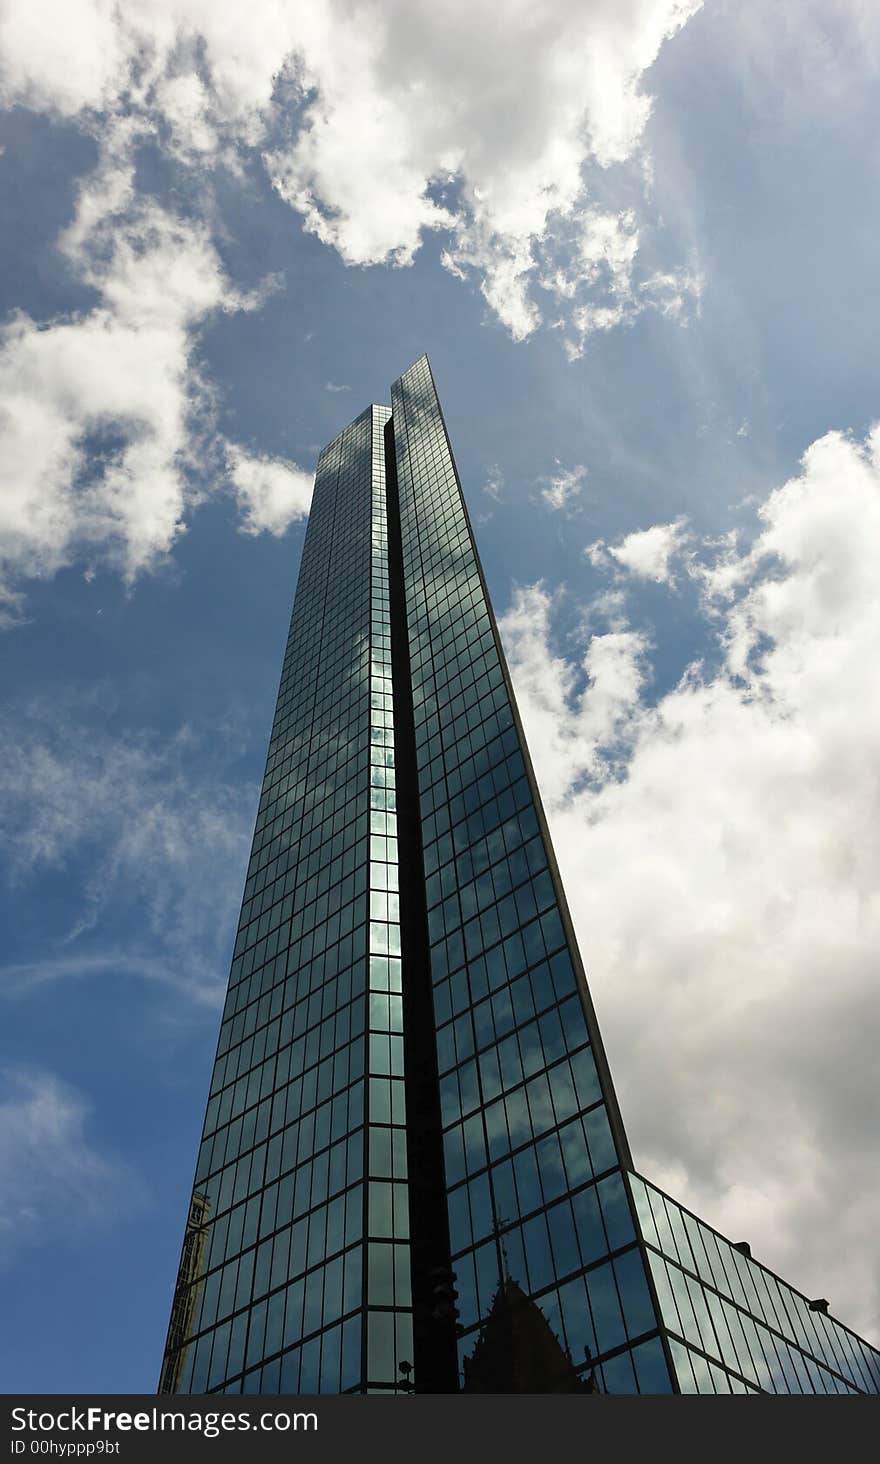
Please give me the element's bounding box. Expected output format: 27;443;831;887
1;0;879;1392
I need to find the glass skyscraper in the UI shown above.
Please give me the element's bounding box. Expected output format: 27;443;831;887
160;356;880;1396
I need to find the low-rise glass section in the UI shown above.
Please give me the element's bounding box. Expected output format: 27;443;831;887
630;1173;880;1395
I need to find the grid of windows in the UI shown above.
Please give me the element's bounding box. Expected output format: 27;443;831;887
389;356;671;1393
630;1174;880;1395
161;409;381;1395
162;355;880;1397
365;405;414;1389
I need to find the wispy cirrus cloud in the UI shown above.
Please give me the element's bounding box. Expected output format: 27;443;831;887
541;207;703;358
0;697;257;1009
0;1065;143;1261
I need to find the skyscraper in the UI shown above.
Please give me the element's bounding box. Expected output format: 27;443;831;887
160;356;880;1397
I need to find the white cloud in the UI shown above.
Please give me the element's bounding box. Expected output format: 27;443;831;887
543;208;638;319
0;0;703;343
562;255;703;359
0;1;709;605
0;699;257;1007
638;265;704;318
501;421;880;1341
263;0;704;325
226;445;313;536
0;168;209;594
605;515;690;583
0;151;308;616
501;583;649;804
541;461;588;512
0;1065;140;1259
482;464;504;502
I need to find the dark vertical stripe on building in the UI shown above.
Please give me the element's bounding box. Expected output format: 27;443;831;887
384;417;459;1394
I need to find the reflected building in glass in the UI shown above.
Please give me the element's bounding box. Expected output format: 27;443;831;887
159;356;880;1396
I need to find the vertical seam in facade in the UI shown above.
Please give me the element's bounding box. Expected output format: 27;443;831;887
384;412;459;1394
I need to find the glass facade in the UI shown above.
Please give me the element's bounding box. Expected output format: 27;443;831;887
364;404;415;1388
160;355;879;1396
630;1174;880;1395
161;406;380;1395
389;358;669;1394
